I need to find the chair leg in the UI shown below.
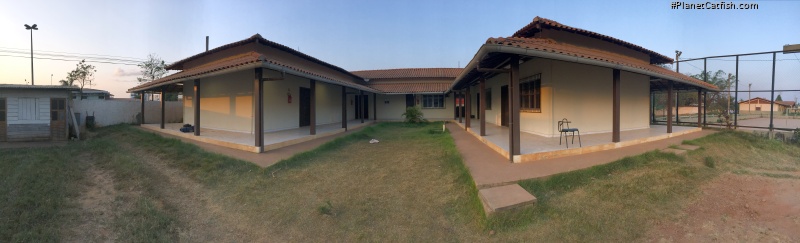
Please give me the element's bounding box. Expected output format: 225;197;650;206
559;132;563;145
571;132;575;144
578;131;582;147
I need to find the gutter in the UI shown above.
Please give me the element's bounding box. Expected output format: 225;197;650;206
451;44;720;92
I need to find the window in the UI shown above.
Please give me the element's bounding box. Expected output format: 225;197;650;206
484;89;492;110
50;98;65;121
422;95;445;109
81;95;88;100
520;73;542;112
98;95;105;100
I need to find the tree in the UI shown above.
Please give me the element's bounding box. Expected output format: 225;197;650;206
137;53;167;84
66;59;97;94
776;94;783;101
689;70;737;128
58;79;72;86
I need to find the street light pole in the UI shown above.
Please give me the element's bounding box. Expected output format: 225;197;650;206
24;24;38;85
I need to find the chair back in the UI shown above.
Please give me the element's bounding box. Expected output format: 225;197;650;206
559;118;570;131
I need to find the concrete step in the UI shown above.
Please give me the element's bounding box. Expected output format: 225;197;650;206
478;184;537;214
661;148;687;156
675;144;700;151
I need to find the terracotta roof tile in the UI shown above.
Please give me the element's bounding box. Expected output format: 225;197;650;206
128;51;378;93
486;37;718;91
367;82;451;94
352;68;463;79
513;16;673;64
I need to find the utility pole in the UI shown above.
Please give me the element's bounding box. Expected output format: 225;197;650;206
748;83;752;117
24;24;38;85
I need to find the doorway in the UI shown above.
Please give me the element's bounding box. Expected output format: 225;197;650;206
299;87;311;127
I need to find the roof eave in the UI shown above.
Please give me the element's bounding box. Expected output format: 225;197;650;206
452;44;719;92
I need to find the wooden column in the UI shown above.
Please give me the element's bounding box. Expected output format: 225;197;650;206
667;81;673;133
479;78;486;136
341;86;347;130
703;91;707;126
509;55;521;160
310;79;316;135
360;90;364;123
465;86;471;129
140;91;145;125
697;88;702;127
453;91;457;120
160;87;165;129
612;69;620;142
676;91;680;124
254;69;263;150
193;79;201;136
373;93;377;121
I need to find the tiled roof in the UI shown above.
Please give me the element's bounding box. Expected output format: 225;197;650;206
352;68;463;79
128;51;378;93
777;101;796;107
512;17;673;64
486;37;718;91
367;82;451;94
741;98;796;107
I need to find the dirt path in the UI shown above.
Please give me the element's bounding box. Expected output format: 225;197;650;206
61;159;120;242
647;173;800;242
117;142;281;242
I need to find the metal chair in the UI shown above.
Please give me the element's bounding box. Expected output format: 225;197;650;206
558;118;581;148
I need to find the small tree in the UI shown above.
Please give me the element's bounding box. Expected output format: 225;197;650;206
66;59;97;95
137;53;167;84
401;106;427;123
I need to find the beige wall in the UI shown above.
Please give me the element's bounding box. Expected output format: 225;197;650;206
183;68;371;133
473;58;650;137
739;102;783;112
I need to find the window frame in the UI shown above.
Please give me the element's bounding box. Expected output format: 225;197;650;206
520;73;542;113
421;94;445;109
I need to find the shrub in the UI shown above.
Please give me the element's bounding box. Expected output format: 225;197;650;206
402;106;427;123
703;157;716;168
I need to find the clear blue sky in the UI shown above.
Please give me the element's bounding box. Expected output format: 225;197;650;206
1;0;798;99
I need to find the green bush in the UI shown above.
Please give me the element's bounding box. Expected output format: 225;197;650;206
401;106;427;123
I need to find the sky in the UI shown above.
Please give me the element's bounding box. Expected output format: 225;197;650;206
1;0;798;99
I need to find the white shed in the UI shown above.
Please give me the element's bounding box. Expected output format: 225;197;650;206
0;85;78;142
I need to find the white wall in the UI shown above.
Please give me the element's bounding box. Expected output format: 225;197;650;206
476;58;650;137
182;68;370;133
73;99;182;126
376;94;454;121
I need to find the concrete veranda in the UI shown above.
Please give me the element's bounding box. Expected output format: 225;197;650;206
446;122;715;188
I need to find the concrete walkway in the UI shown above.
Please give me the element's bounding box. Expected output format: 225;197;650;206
137;125;372;168
446;123;716;188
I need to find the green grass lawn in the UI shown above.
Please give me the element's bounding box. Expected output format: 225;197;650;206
1;124;798;242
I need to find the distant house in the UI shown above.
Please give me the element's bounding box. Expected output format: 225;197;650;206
73;88;112;100
0;84;77;142
352;68;462;120
739;97;794;112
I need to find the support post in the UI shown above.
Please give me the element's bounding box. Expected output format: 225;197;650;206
734;56;739;128
509;55;521;160
458;92;463;123
140;91;145;125
667;81;673;133
703;91;708;126
465;86;471;129
769;52;776;132
697;88;702;127
310;79;316;135
479;78;486;136
341;86;347;130
373;93;377;121
160;86;165;129
612;69;620;142
360;90;364;123
676;91;680;124
254;69;263;150
193;80;201;136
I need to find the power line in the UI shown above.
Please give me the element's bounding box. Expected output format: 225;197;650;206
0;50;142;64
0;46;147;62
0;54;139;66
